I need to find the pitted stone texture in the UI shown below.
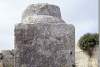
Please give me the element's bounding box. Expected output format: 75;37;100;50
22;3;61;21
22;15;65;24
15;3;75;67
15;23;75;67
0;50;14;67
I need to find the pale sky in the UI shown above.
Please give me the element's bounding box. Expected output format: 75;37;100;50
0;0;98;51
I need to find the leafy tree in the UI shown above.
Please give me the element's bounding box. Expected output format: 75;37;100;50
78;33;99;57
78;33;99;67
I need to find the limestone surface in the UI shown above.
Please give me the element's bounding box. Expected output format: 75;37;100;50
0;50;14;67
15;3;75;67
22;3;61;21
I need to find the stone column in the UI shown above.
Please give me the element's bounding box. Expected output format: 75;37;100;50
15;3;75;67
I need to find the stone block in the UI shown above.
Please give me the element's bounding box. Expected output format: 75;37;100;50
14;3;75;67
15;23;75;67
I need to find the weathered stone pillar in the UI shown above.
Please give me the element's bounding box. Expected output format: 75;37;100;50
15;3;75;67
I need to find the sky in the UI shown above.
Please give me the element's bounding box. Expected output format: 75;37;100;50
0;0;98;51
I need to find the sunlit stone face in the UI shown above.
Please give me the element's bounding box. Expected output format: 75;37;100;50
15;23;75;67
22;3;61;22
22;15;65;23
15;3;75;67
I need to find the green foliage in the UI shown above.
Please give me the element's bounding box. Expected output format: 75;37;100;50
78;33;99;57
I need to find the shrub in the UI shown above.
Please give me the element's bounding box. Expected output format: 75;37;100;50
78;33;99;57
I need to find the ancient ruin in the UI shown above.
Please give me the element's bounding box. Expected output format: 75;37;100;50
14;3;75;67
0;50;14;67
